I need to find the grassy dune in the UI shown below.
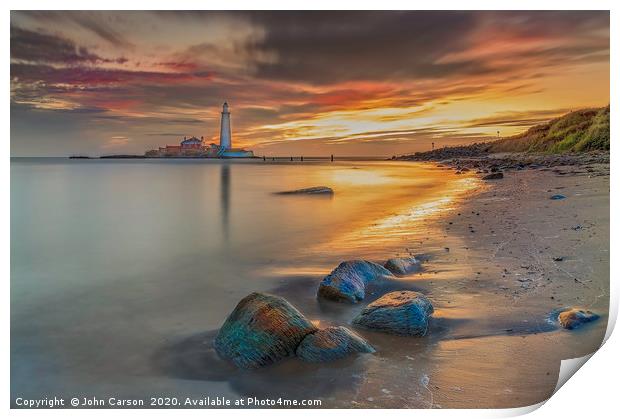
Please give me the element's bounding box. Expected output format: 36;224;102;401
490;106;610;153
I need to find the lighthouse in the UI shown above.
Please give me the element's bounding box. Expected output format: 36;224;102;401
219;102;232;150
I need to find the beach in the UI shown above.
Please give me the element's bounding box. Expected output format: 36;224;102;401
271;157;610;409
413;158;610;407
10;157;609;408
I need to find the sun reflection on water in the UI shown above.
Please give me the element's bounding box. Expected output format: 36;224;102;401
328;167;397;186
321;175;482;255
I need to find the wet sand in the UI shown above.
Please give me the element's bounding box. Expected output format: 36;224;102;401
415;161;610;407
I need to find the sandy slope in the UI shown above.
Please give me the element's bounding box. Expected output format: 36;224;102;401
415;161;610;407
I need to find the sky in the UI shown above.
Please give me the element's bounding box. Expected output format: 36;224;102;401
10;11;609;157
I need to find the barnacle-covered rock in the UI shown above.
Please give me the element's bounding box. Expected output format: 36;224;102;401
558;308;599;330
214;293;317;369
318;260;394;303
384;257;421;275
353;291;434;336
296;326;375;362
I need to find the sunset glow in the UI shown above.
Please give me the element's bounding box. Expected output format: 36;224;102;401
10;11;609;156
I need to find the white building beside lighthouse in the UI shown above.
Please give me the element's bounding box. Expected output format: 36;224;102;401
217;102;254;158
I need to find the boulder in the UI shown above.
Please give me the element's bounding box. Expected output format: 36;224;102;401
353;291;434;336
558;308;599;330
318;260;394;303
296;326;375;362
276;186;334;195
384;257;421;275
482;172;504;180
214;292;318;368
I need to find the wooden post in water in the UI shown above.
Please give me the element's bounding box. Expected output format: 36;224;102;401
263;156;266;161
301;156;304;162
290;156;293;161
331;154;334;162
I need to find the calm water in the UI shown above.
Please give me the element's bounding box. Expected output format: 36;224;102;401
11;158;477;406
11;158;604;408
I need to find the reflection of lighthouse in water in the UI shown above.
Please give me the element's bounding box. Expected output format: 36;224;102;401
219;102;231;151
220;164;230;240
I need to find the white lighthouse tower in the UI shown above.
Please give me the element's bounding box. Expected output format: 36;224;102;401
219;102;232;151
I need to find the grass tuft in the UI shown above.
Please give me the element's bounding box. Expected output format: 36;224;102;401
490;106;610;153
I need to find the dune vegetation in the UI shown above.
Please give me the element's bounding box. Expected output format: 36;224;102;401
490;106;610;153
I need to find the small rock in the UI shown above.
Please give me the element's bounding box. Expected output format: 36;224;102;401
276;186;334;195
384;257;421;275
296;326;375;362
482;172;504;180
318;260;394;303
553;256;564;262
353;291;434;336
557;308;599;330
550;194;566;200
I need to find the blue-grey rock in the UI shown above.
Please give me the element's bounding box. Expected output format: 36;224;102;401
353;291;434;336
214;292;318;369
482;172;503;180
276;186;334;195
296;326;375;362
558;308;599;330
550;194;566;200
317;260;394;303
384;257;421;275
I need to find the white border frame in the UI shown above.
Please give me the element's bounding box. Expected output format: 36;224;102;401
3;2;616;418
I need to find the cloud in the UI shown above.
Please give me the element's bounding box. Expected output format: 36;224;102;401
64;12;134;49
14;11;134;49
242;11;482;83
11;26;105;64
9;11;610;156
463;109;572;128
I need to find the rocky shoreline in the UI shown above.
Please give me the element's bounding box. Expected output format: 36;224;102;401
213;249;601;369
393;148;609;178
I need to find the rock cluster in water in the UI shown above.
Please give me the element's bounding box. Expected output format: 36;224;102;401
353;291;434;336
317;260;394;303
214;292;374;368
384;257;421;275
557;308;600;330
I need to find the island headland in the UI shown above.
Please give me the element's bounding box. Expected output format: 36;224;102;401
72;102;255;159
145;102;254;159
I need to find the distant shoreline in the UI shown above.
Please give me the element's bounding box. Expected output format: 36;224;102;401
61;155;389;161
